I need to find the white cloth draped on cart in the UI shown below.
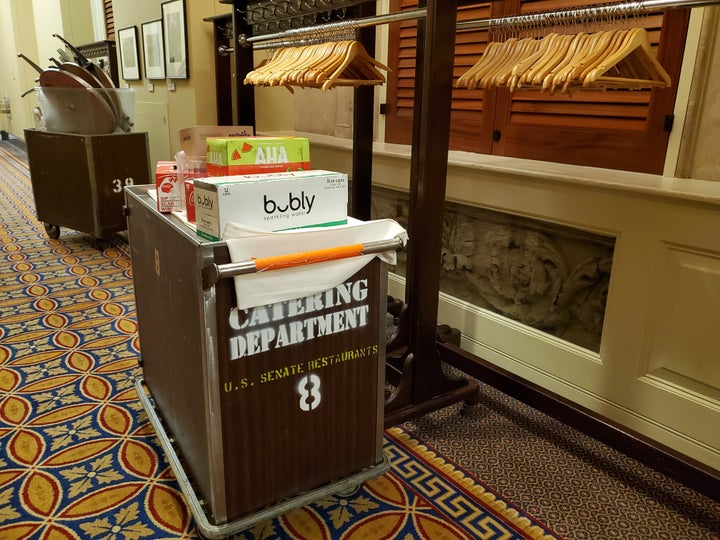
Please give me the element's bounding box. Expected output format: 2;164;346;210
223;218;408;309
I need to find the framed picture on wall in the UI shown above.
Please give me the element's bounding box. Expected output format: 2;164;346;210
161;0;189;79
118;26;141;81
141;19;166;80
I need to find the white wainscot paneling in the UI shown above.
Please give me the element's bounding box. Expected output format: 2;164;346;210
643;244;720;403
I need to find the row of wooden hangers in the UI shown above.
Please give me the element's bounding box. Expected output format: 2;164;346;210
244;40;390;92
457;27;671;94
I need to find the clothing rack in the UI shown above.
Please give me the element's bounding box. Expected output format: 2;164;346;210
225;0;711;428
238;0;712;47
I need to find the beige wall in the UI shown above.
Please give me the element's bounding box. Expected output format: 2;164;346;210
112;0;225;165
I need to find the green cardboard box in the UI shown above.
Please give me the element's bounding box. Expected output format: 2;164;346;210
206;136;310;176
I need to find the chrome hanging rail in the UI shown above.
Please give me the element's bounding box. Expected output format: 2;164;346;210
239;0;713;48
458;0;717;31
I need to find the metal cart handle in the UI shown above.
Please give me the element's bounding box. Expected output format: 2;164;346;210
202;236;405;289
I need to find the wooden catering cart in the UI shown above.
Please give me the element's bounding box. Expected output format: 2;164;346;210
25;129;149;241
125;185;395;538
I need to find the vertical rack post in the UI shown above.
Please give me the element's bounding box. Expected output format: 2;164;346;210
233;0;257;129
351;1;377;220
206;12;234;125
384;0;480;426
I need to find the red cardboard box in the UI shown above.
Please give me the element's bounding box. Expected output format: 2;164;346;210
156;161;182;213
184;180;195;223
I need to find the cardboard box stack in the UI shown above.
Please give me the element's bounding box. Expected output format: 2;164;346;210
173;126;254;221
164;131;349;239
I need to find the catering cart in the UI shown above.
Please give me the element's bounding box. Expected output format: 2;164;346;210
25;129;149;241
124;185;397;539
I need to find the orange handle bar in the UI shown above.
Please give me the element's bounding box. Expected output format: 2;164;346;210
252;243;365;271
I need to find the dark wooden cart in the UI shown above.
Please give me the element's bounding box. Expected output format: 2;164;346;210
125;184;392;538
25;129;149;241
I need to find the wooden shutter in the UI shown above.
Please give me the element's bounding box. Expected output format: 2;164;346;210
383;1;689;174
386;1;498;154
104;0;115;40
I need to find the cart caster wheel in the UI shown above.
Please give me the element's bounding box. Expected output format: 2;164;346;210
44;223;60;239
336;482;362;498
460;402;472;417
91;238;108;251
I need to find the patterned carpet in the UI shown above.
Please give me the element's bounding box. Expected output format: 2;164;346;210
0;141;560;539
403;386;720;540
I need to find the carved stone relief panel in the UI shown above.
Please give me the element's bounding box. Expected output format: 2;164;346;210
371;185;615;352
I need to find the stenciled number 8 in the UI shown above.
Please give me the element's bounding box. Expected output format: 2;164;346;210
297;374;322;412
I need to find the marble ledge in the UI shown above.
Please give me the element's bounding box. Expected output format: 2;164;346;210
261;130;720;207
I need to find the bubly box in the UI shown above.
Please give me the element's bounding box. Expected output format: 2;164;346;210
206;136;310;177
155;161;182;213
184;180;195;223
193;170;348;241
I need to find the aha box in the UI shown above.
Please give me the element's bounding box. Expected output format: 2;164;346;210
155;161;182;213
206;136;310;177
193;170;348;241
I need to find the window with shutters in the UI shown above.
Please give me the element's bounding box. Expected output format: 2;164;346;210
384;0;690;174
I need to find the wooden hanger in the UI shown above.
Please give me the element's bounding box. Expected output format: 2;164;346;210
462;38;518;89
457;26;671;95
456;41;504;89
583;28;671;88
508;33;559;91
518;33;566;87
321;40;388;91
555;30;615;90
244;40;388;91
244;47;296;85
300;41;346;85
546;31;602;92
490;37;541;88
475;37;520;89
542;33;589;93
273;46;318;86
576;29;631;85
